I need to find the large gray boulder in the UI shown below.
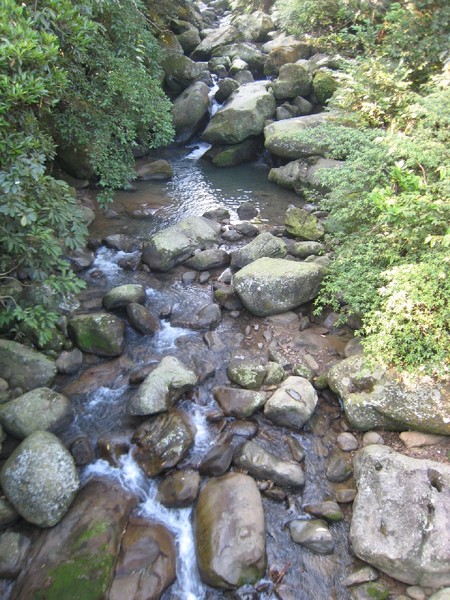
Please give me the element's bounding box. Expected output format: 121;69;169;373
0;431;79;527
68;313;125;357
0;340;57;392
191;24;243;60
202;82;276;145
264;376;318;429
213;386;269;418
203;137;262;168
172;81;210;144
285;205;324;241
102;284;146;310
195;473;266;588
264;113;332;159
234;257;325;317
231;232;287;268
212;43;266;73
328;356;450;435
263;36;311;77
142;216;221;272
231;11;274;43
351;446;450;587
128;356;197;416
269;157;344;195
270;63;313;100
234;440;304;488
0;387;73;439
161;52;201;94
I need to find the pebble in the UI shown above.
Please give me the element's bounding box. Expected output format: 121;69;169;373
263;330;273;342
326;455;353;482
406;586;427;600
337;432;359;452
303;354;319;371
199;271;211;284
245;325;251;336
341;566;379;587
362;432;385;446
335;488;357;503
286;437;305;463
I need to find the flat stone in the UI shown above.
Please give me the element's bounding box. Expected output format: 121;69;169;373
304;500;343;522
342;566;379;587
336;488;357;503
400;431;446;449
213;386;269;418
289;519;334;554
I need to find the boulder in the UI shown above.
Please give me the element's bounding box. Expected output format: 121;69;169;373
215;77;239;103
135;159;173;180
212;43;266;73
191;24;243;60
0;340;57;392
289;241;324;258
202;82;275;145
231;11;275;43
328;356;450;435
177;26;201;54
351;445;450;587
132;409;195;476
285;205;324;241
213;386;269;418
0;387;73;439
172;81;210;144
103;284;146;310
195;473;266;588
142;216;221;272
109;518;176;600
227;359;267;390
126;303;160;335
234;257;325;317
103;234;142;253
289;519;335;554
9;478;136;600
1;431;79;527
161;52;201;94
203;137;262;167
270;63;313;100
264;113;332;159
231;232;287;268
56;348;83;375
199;432;236;477
128;355;197;416
263;37;311;77
157;469;200;508
68;313;125;357
0;531;31;578
264;376;318;430
195;303;222;329
269;158;344;195
185;249;230;271
234;440;304;488
313;69;340;105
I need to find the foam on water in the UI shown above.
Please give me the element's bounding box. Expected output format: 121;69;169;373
89;246;140;279
185;142;212;160
153;319;193;352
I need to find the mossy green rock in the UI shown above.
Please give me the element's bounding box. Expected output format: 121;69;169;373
264;113;332;159
68;313;125;357
234;257;325;317
285;205;324;241
1;431;79;527
195;473;266;589
231;232;287;268
313;69;340;105
0;387;73;439
204;137;262;168
172;81;210;144
0;340;57;392
102;284;146;310
270;63;313;100
227;359;267;390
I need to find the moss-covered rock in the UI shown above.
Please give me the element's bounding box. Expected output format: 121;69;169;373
0;340;57;392
313;69;340;105
102;284;146;311
227;359;267;390
204;137;262;167
270;63;313;100
264;113;332;159
285;205;325;240
68;313;125;357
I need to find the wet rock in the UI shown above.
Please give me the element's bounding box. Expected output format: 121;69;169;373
185;249;230;271
286;437;305;462
1;431;79;527
234;440;304;488
195;472;266;588
199;271;211;284
351;445;450;587
199;432;236;476
215;78;239;103
191;24;242;61
172;81;210;144
69;248;95;272
270;63;312;100
304;500;343;522
126;303;160;335
351;582;389;600
0;531;31;578
227;359;267;390
10;478;137;600
235;222;259;237
234;257;324;317
213;386;269;418
0;387;72;439
336;488;357;503
109;518;176;600
362;431;385;446
203;207;231;221
103;234;142;253
69;435;94;466
237;201;259;220
0;340;57;392
135;159;173;180
132;409;195;476
326;454;353;483
222;228;244;242
285;205;324;241
181;270;197;285
328;355;450;435
289;519;335;554
0;497;19;529
157;469;200;508
342;566;379;587
264;376;318;430
103;284;146;310
337;432;359;451
97;432;132;467
195;303;222;329
68;313;125;357
227;420;258;438
231;232;287;268
264;113;331;160
128;355;197;416
56;348;83;374
204;137;262;168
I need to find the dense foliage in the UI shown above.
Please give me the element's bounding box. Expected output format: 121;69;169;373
0;0;173;346
277;0;450;376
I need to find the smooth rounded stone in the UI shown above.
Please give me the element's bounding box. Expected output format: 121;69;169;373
237;201;259;220
235;222;259;237
0;340;57;393
234;257;324;317
142;216;220;272
0;531;31;578
285;205;324;241
270;63;312;100
351;582;389;600
68;313;125;357
185;248;230;271
109;518;176;600
126;303;160;336
227;359;267;390
0;387;73;439
56;348;83;375
181;270;197;285
103;233;142;253
233;70;254;85
135;159;173;180
429;590;450;600
276;103;298;120
69;248;95;271
199;271;211;284
234;440;304;488
336;488;357;503
337;432;359;452
203;207;231;221
162;50;203;93
157;470;200;508
213;386;269;418
289;519;335;554
68;435;94;466
131;409;195;477
221;228;243;242
227;420;258;438
363;431;385;446
264;376;318;430
304;500;343;522
351;446;450;587
202;82;276;146
293;95;314;115
0;431;79;527
9;478;137;600
97;432;132;467
345;337;364;358
289;241;324;258
0;497;19;529
264;113;331;160
215;78;239;103
326;455;353;483
231;232;287;268
400;431;446;449
199;432;235;476
195;472;266;589
264;362;286;385
103;284;146;310
342;566;379;587
172;81;210;144
196;303;222;329
177;25;201;54
328;355;450;435
406;586;427;600
128;355;197;416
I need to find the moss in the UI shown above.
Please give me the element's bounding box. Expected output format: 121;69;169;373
313;70;339;106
